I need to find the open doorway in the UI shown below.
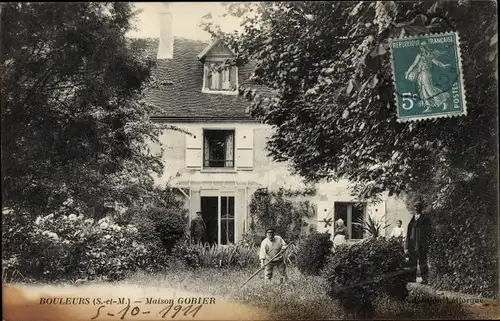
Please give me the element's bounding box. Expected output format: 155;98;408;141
201;197;218;245
334;202;366;240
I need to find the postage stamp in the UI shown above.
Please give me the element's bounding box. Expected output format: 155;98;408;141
3;2;499;321
390;32;467;122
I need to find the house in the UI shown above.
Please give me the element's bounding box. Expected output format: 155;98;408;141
145;6;412;245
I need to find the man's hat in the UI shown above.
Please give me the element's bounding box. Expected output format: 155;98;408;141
413;200;424;211
266;228;275;233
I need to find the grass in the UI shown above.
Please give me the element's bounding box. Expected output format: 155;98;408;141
121;266;495;320
125;266;339;320
5;259;496;320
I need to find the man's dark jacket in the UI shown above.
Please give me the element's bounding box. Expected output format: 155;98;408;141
406;214;432;253
190;217;206;241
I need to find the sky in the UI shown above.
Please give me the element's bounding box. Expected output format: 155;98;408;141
126;2;242;41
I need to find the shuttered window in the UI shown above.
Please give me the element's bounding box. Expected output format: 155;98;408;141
203;130;235;168
235;128;254;170
185;128;203;169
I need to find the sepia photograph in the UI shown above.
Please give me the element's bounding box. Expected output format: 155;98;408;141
2;1;499;320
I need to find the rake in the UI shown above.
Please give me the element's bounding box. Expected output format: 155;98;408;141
240;242;294;289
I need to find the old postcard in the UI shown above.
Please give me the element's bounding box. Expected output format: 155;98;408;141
2;1;499;320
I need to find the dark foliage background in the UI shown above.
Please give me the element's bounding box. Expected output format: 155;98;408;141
202;0;498;297
296;231;333;276
1;3;167;219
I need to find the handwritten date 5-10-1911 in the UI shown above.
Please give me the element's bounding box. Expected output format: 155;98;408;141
91;304;203;320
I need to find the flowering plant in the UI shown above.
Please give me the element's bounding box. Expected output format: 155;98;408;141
2;209;172;282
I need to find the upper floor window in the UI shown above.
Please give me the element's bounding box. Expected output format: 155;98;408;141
203;129;235;168
203;62;238;93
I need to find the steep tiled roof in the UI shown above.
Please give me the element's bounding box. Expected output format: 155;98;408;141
143;37;259;121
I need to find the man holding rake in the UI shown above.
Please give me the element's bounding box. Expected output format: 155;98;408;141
259;228;289;284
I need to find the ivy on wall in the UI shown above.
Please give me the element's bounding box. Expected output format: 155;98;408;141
248;187;316;242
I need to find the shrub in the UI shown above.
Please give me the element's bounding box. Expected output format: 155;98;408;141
321;237;409;318
296;232;333;276
2;208;40;281
171;238;201;269
409;176;498;298
3;211;92;281
239;231;259;247
428;193;498;298
127;206;188;253
2;210;173;282
249;188;315;242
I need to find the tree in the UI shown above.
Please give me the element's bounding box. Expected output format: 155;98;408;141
203;1;498;297
1;3;166;218
202;1;497;197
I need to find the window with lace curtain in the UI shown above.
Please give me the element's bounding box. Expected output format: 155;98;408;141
203;130;235;168
203;61;238;93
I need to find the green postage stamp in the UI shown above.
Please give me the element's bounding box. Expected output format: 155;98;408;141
390;32;467;122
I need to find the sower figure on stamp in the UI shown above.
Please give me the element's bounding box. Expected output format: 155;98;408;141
259;228;288;284
190;211;206;244
405;199;432;284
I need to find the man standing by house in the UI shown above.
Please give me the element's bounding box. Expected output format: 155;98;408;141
190;211;206;244
259;228;288;284
405;200;432;284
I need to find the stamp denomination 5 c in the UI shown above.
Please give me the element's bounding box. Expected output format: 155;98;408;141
390;32;467;122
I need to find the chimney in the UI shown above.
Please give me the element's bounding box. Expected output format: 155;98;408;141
157;2;173;60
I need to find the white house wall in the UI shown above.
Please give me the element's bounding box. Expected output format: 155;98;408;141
149;122;311;190
148;121;412;240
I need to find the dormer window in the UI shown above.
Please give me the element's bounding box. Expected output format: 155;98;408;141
203;61;238;94
198;39;239;95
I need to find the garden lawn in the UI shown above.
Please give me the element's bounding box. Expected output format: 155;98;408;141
124;266;498;320
5;266;498;320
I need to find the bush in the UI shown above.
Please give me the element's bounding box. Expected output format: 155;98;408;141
172;238;202;269
409;175;498;298
249;188;315;242
296;231;333;276
2;210;173;282
427;184;499;298
126;206;188;253
321;237;409;318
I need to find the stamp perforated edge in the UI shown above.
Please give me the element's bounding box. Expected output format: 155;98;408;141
388;31;468;123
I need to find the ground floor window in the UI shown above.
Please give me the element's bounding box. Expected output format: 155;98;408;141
200;196;235;245
334;202;366;239
220;196;235;245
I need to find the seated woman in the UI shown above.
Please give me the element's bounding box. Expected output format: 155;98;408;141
333;218;349;248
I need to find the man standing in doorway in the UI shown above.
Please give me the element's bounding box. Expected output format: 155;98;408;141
405;200;432;284
190;211;206;244
259;228;288;284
